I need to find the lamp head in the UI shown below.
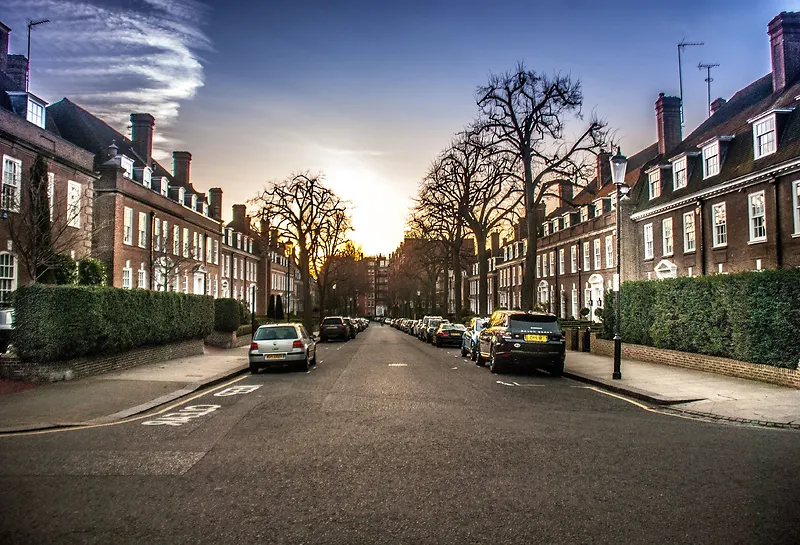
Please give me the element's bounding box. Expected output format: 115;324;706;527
610;148;628;186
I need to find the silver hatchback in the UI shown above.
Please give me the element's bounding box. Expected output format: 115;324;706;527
249;323;317;373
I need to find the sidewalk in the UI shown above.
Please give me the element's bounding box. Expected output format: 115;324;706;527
565;351;800;428
0;345;249;433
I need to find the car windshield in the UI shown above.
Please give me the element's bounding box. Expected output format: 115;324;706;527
255;326;299;340
508;314;560;333
322;318;342;325
443;324;466;331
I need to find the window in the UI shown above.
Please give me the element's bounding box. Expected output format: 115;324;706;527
683;212;696;252
605;235;613;268
138;264;147;289
793;181;800;235
67;181;82;228
173;225;180;255
753;115;776;159
0;253;17;303
121;156;134;180
154;219;161;251
123;207;133;245
570;245;577;273
644;224;654;259
27;98;46;128
673;157;687;190
183;227;189;257
214;240;219;265
558;248;565;275
712;203;727;247
122;261;132;289
648;169;660;200
748;191;766;242
549;251;555;277
702;142;720;178
593;239;601;270
206;237;212;262
182;273;188;294
536;255;541;277
138;212;147;247
2;156;21;212
233;256;238;279
48;173;55;222
542;223;549;237
583;241;590;272
662;218;673;256
193;232;199;259
580;207;588;223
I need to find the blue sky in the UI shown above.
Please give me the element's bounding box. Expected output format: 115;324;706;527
3;0;793;254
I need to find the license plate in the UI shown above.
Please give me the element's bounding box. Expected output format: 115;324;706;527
326;326;338;329
265;354;283;360
525;334;547;343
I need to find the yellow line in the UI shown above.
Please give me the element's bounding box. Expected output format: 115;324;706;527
0;374;250;438
585;386;701;422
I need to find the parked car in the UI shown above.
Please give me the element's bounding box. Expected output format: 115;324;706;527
425;318;447;343
319;316;350;342
476;310;565;375
419;316;441;340
433;323;467;347
461;316;489;361
249;323;316;373
342;317;357;339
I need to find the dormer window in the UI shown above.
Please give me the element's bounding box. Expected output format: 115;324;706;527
120;155;134;179
27;97;45;128
648;169;661;200
191;194;197;210
178;187;186;204
542;223;549;237
203;202;209;216
551;219;559;233
562;213;570;229
753;115;776;159
672;157;687;190
160;179;169;197
702;142;720;178
593;200;603;217
580;206;588;223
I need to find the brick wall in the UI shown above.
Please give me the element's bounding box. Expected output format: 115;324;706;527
590;333;800;389
0;339;203;382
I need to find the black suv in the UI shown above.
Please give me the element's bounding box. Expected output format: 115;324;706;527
319;316;349;342
476;310;565;376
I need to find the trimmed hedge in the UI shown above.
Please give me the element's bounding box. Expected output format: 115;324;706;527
14;284;213;362
214;298;241;332
600;269;800;369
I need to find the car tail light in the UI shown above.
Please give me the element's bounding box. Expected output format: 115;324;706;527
500;334;513;341
292;340;303;349
250;342;258;350
549;334;565;342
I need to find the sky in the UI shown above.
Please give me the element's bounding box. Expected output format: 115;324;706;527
2;0;794;255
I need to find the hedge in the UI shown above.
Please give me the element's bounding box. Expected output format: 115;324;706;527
600;269;800;369
214;298;241;332
14;284;214;362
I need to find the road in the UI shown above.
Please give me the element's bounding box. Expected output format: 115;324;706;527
1;325;798;544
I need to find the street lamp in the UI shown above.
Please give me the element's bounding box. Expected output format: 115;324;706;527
610;148;629;380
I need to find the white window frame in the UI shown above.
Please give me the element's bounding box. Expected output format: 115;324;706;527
644;223;654;260
673;157;688;191
648;169;660;200
0;252;18;303
583;241;590;272
558;248;565;275
2;155;22;213
123;207;133;245
683;212;696;253
137;264;147;289
48;172;55;222
712;202;727;247
748;191;767;243
702;142;720;179
793;180;800;235
662;217;674;256
154;218;161;251
183;227;189;258
67;180;82;228
138;212;147;248
549;251;555;277
173;225;180;256
27;98;46;128
193;232;199;260
214;239;219;265
753;114;776;159
570;245;577;273
605;235;613;268
122;261;132;289
593;239;601;270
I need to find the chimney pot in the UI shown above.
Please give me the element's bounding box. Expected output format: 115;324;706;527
769;12;800;94
655;94;682;155
172;151;192;186
710;97;727;115
130;113;155;166
208;188;223;220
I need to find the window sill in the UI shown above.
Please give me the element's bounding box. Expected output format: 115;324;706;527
754;151;777;160
684;249;696;255
712;244;728;249
792;233;800;239
747;238;767;245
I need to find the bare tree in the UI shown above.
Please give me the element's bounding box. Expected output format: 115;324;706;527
477;62;610;310
250;172;351;330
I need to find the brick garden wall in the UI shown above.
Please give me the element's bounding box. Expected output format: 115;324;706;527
590;333;800;389
0;339;204;382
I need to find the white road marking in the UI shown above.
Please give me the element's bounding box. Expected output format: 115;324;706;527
451;367;458;370
496;381;515;386
142;404;221;427
388;363;408;367
213;385;261;397
495;381;544;388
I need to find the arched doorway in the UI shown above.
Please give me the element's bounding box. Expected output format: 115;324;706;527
586;274;605;322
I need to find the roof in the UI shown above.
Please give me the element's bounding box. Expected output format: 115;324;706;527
632;73;800;212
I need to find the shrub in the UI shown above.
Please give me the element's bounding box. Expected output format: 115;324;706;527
238;300;251;325
77;258;107;286
236;324;252;337
13;284;214;362
579;307;590;319
50;254;77;285
214;298;240;332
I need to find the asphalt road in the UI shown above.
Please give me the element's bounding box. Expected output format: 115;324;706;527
1;325;799;544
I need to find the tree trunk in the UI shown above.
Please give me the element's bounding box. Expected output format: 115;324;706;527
300;249;312;331
452;241;463;322
476;231;489;316
521;152;537;311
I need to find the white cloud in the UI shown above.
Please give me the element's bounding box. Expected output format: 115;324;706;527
4;0;210;157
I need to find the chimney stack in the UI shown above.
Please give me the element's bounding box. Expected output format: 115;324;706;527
491;232;500;255
130;113;155;166
655;93;682;156
558;180;573;206
596;149;611;186
710;97;727;115
172;151;192;186
0;21;9;74
208;188;223;220
232;204;247;226
768;12;800;94
5;54;27;90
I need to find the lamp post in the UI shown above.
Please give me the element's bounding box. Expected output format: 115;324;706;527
332;283;337;315
285;243;292;323
610;149;629;380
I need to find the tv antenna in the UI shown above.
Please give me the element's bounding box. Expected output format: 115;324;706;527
678;40;703;127
698;62;720;118
26;19;51;92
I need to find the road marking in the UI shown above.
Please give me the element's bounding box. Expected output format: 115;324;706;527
496;381;515;386
213;385;261;397
451;367;458;370
0;374;250;438
142;404;222;426
388;363;407;367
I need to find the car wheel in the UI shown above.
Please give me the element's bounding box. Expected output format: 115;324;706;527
249;363;259;374
310;349;317;366
476;348;485;367
550;359;564;377
297;354;310;373
460;346;467;357
489;350;503;374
